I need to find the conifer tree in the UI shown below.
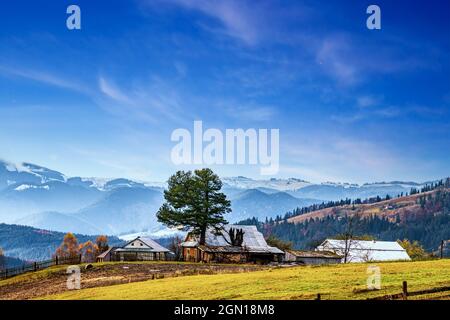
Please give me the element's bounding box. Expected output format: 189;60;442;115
157;169;231;245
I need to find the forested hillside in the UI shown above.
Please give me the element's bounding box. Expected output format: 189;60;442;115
239;187;450;253
0;224;124;262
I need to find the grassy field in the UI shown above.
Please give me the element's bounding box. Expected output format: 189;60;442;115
0;261;267;300
40;259;450;300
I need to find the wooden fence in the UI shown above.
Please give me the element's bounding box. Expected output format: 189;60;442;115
0;255;82;280
368;281;450;300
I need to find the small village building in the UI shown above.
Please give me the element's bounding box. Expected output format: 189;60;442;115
316;239;411;263
284;250;342;265
96;237;172;262
181;225;284;264
96;246;117;263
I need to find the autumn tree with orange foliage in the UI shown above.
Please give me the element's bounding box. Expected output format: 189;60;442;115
55;233;111;263
79;240;98;263
54;233;80;260
95;235;109;255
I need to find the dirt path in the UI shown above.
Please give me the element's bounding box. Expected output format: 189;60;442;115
0;262;267;300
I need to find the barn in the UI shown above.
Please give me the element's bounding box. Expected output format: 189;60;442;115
181;225;284;264
96;237;172;262
316;239;411;263
284;250;342;265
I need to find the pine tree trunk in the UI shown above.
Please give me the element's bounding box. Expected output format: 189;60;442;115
199;227;207;245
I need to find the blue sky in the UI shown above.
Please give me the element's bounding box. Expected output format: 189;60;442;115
0;0;449;183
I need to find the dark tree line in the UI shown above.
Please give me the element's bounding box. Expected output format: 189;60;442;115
239;189;450;253
411;178;450;195
282;178;450;221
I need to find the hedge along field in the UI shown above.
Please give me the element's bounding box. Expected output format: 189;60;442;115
41;259;450;300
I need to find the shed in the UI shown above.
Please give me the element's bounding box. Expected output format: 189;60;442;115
96;246;117;263
284;250;342;265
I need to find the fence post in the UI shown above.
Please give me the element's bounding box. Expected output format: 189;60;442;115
316;293;321;301
79;254;82;264
34;262;37;271
402;281;408;300
55;256;58;266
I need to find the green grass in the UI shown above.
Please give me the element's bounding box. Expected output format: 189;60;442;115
0;260;255;288
0;265;68;287
41;259;450;300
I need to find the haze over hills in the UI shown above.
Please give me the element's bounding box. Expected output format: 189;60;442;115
0;159;429;237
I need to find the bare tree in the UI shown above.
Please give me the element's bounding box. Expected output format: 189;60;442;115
337;215;359;263
222;227;245;247
169;236;183;261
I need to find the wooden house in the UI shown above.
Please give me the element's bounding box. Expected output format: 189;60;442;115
181;225;284;264
96;237;172;262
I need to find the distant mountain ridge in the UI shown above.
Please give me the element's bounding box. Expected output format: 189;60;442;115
0;159;430;236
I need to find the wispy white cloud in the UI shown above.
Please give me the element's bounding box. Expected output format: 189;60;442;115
315;32;442;87
68;146;159;181
282;134;402;183
145;0;311;46
217;101;277;122
97;75;192;125
0;65;90;94
153;0;262;45
331;97;448;124
315;35;360;86
99;77;133;104
357;95;380;108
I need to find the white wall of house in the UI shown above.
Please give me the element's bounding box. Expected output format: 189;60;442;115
124;239;150;249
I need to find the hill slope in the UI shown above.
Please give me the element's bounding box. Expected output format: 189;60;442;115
0;223;123;262
37;260;450;300
243;188;450;251
287;190;430;224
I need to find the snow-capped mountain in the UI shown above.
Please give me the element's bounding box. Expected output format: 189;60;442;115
222;176;311;191
0;159;429;236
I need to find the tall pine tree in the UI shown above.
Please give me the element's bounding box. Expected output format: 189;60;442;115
157;169;231;245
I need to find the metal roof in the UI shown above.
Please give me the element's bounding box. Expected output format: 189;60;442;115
183;225;284;254
317;239;411;262
97;246;116;259
199;245;283;254
286;250;342;259
180;241;198;247
122;236;170;252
